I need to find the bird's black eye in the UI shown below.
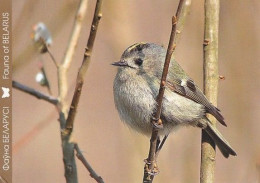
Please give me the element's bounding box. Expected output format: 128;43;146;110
135;58;143;66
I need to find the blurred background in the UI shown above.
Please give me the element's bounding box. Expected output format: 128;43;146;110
13;0;260;182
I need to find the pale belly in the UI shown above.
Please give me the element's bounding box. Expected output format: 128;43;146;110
113;72;205;136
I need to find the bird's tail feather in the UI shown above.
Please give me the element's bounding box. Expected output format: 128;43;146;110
204;122;237;158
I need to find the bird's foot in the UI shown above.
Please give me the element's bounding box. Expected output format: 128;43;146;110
151;117;163;129
144;159;160;176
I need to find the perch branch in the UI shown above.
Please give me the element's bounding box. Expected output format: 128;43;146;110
200;0;220;183
74;144;105;183
142;0;187;182
65;0;103;133
12;80;58;105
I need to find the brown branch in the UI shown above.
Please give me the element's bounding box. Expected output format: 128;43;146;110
46;47;58;68
74;144;105;183
12;80;58;105
62;0;88;69
58;0;88;102
143;0;187;182
65;0;103;132
57;1;103;183
57;1;89;183
14;1;103;183
200;0;220;183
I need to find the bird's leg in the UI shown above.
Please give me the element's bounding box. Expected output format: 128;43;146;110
144;135;169;176
156;137;161;152
151;116;163;129
155;135;168;158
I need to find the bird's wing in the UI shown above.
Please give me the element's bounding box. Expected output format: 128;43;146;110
166;78;227;126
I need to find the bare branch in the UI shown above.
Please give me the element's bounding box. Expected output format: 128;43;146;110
13;1;104;183
46;47;58;68
57;1;89;183
62;0;88;69
39;64;52;95
74;144;105;183
143;0;188;182
174;0;192;45
58;0;88;102
200;0;220;182
65;0;103;132
57;1;103;183
12;80;58;105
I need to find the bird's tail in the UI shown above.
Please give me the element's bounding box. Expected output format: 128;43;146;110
203;121;237;158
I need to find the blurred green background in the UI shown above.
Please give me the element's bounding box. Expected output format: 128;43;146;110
13;0;260;182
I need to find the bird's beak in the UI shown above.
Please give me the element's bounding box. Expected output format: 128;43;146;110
111;61;128;67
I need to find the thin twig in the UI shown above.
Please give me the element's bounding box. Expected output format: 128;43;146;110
200;0;220;183
65;0;103;132
74;144;105;183
58;0;88;103
143;0;187;182
155;135;168;159
57;1;89;182
40;64;52;95
46;47;58;68
40;39;58;69
13;2;78;72
12;80;58;105
13;1;102;183
174;0;192;46
62;0;88;69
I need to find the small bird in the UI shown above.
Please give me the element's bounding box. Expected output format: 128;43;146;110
112;42;236;158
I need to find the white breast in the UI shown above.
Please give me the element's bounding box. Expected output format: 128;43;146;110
113;70;156;135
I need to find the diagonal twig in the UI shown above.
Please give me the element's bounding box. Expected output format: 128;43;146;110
74;144;105;183
58;0;89;103
65;0;103;133
46;46;58;68
39;63;52;95
12;80;58;105
57;0;103;183
13;1;104;183
57;1;90;183
142;0;188;182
